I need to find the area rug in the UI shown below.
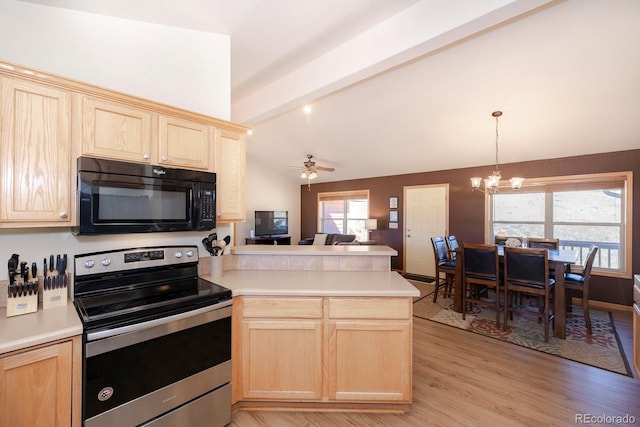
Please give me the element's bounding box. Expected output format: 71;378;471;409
410;280;633;377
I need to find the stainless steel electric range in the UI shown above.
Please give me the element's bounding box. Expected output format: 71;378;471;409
73;246;232;427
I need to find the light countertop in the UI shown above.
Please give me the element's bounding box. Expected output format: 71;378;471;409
0;304;82;355
201;270;419;297
0;269;417;355
231;244;398;256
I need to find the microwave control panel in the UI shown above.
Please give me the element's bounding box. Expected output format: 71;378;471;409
201;189;215;221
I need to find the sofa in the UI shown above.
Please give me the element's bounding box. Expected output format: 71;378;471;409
298;233;357;245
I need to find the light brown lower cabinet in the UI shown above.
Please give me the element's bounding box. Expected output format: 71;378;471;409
0;336;81;427
232;296;412;411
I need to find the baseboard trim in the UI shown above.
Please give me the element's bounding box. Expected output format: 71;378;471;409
574;298;632;312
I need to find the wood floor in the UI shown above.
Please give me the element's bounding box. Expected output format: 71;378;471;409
230;309;640;426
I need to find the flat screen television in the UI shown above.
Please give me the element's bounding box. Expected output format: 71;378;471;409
255;210;288;237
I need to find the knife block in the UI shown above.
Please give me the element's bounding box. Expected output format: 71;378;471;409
6;282;38;317
42;274;69;310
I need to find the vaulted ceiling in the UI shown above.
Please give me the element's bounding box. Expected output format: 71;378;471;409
24;0;640;184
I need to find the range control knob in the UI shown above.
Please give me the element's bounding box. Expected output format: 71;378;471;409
101;258;111;267
185;250;194;257
175;251;183;258
84;259;95;269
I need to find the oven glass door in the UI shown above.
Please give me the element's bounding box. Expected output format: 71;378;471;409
78;172;195;233
84;307;231;421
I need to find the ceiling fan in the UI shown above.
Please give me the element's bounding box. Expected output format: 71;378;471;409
299;154;334;189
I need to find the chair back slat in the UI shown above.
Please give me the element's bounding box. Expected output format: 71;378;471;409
445;235;459;260
527;237;560;250
582;245;598;276
504;247;550;288
463;244;498;277
432;237;449;264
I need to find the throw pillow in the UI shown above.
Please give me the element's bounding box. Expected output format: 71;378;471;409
313;233;328;245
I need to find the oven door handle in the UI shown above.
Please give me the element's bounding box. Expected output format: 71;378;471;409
86;299;232;357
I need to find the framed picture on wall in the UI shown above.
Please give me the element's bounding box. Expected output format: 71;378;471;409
389;210;398;222
389;197;398;209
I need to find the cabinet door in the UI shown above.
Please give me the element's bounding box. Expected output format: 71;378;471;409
241;319;323;400
0;340;73;426
215;130;246;222
78;95;153;163
158;115;213;170
327;319;412;402
0;77;72;223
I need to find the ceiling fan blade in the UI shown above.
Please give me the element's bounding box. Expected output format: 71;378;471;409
315;166;335;172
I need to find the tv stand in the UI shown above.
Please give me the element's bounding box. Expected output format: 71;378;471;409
245;236;291;245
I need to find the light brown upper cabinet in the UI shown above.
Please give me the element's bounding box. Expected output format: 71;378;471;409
76;95;153;164
158;115;214;170
0;60;249;227
215;129;247;222
0;77;73;226
77;96;214;171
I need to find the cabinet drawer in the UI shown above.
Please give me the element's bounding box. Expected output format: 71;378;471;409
242;297;322;318
633;283;640;306
328;298;411;320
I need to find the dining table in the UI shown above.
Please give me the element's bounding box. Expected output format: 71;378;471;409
452;246;579;339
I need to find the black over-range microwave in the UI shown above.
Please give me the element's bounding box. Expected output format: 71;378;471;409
74;156;216;235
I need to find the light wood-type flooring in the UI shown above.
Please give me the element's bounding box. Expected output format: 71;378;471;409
230;309;640;426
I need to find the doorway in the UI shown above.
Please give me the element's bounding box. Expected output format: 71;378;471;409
403;184;448;278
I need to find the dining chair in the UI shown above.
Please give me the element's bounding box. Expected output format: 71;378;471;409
503;247;555;342
526;237;560;250
563;245;598;334
461;243;501;327
526;237;563;278
445;235;459;260
431;237;456;303
494;235;523;247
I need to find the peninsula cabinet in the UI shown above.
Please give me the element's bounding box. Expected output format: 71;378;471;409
0;336;81;427
215;129;246;222
238;297;323;400
232;295;413;411
0;77;72;226
327;298;412;402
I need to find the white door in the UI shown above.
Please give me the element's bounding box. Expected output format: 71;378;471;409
404;185;448;277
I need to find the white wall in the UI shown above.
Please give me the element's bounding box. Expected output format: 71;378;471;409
237;156;301;245
0;0;233;281
0;0;230;118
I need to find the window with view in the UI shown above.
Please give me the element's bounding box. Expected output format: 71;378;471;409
488;172;632;277
318;190;369;242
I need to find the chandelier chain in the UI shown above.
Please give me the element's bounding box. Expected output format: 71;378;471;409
494;112;500;171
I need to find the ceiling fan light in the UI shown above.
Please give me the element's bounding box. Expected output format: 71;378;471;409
300;171;308;179
308;171;317;179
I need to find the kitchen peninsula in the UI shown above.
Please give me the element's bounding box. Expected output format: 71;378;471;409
201;244;420;413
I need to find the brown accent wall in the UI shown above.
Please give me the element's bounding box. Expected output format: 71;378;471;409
300;149;640;305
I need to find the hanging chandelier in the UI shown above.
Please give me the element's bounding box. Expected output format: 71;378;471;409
470;111;524;193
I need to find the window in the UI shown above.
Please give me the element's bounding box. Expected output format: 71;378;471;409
488;172;632;277
318;190;369;242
